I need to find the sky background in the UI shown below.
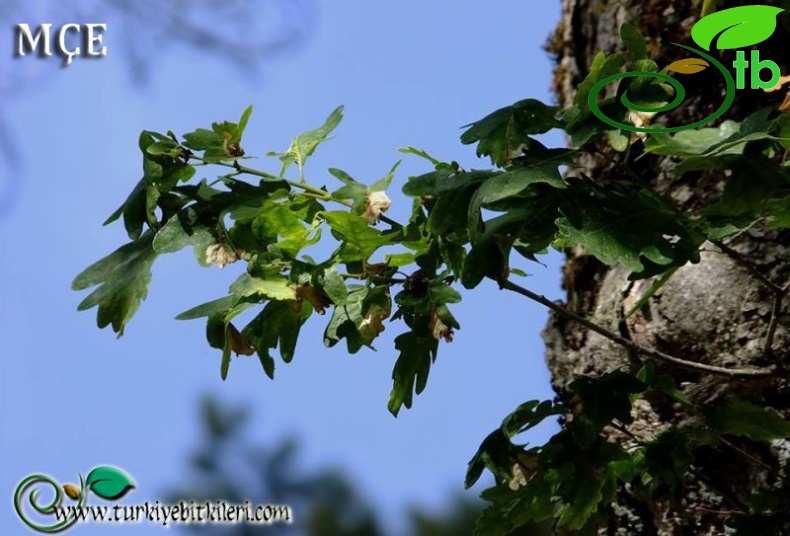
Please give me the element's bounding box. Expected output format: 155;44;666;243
0;1;564;534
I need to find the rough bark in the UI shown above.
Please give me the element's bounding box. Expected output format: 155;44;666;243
545;0;790;533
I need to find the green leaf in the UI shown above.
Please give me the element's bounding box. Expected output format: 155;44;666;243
243;300;312;376
691;5;784;51
251;192;322;258
573;52;626;113
116;180;147;240
501;400;562;437
323;211;401;260
232;105;253;144
398;146;442;166
370;161;401;192
556;185;701;277
146;140;181;158
605;130;629;152
467;150;570;239
465;429;513;489
705;157;790;222
277;105;344;178
329;168;368;210
427;280;462;305
438;239;466;279
323;285;369;352
320;268;348;306
229;273;297;301
183;128;223;151
152;207;216;264
624;267;679;318
323;285;390;351
182;106;252;161
385;252;418;267
644;120;741;156
111;132;195;239
475;478;554;534
643;429;692;491
556;471;606;530
402;169;492;197
176;296;238;320
620;23;647;61
85;466;135;500
569;370;647;430
764;196;790;228
460;99;563;167
461;238;509;289
72;234;158;336
711;399;790;441
388;330;438;416
637;363;693;407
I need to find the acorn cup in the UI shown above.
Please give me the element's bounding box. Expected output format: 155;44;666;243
62;484;81;500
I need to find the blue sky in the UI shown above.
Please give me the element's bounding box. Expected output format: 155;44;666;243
0;1;563;533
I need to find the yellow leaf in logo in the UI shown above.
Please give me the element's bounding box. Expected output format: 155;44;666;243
666;58;710;74
63;484;81;500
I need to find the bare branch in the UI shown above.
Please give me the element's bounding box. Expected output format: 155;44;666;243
499;279;775;378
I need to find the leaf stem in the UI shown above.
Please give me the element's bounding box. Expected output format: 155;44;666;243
498;278;775;378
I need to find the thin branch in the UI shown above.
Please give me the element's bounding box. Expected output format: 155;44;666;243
718;436;773;471
710;240;788;359
498;279;775;378
190;156;404;229
764;292;782;356
711;239;785;295
696;507;747;517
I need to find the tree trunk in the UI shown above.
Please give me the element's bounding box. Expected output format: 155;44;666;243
546;0;790;533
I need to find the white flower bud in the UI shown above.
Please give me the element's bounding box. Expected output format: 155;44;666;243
362;191;392;224
205;244;239;268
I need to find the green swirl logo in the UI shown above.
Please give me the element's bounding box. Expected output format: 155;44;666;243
14;466;135;533
589;5;785;133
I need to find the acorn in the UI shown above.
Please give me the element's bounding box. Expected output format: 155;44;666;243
63;484;81;500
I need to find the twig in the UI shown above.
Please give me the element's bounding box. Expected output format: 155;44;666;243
711;241;788;358
711;239;785;295
696;507;747;517
764;293;782;356
498;278;775;378
718;436;772;471
190;156;404;229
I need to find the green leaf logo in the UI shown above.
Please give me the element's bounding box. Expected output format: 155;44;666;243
85;466;135;500
691;5;784;51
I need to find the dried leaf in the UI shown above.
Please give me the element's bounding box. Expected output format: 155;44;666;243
226;323;254;356
296;285;332;315
765;74;790;93
359;299;391;341
429;308;454;343
205;243;240;268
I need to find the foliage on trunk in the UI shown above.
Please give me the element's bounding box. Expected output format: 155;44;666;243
546;0;790;533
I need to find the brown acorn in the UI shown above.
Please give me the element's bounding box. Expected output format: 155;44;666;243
63;483;81;500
